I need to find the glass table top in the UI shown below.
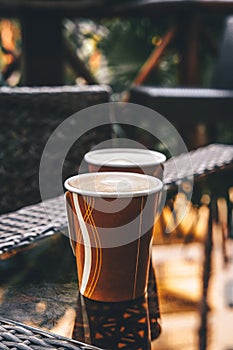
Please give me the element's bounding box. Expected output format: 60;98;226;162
0;232;161;350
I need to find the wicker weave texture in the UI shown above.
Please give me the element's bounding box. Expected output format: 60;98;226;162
0;195;65;255
0;318;101;350
0;86;110;214
164;143;233;186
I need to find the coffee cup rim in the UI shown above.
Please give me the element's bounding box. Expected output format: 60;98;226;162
84;148;166;168
64;172;163;198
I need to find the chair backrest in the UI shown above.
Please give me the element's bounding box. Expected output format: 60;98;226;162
0;85;111;214
130;86;233;150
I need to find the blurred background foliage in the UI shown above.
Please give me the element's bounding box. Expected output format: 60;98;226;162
0;15;225;93
0;19;21;86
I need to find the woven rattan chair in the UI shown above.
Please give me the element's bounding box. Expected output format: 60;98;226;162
0;143;232;257
130;86;233;150
0;85;111;214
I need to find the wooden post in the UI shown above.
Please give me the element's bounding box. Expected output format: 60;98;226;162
178;14;201;86
21;13;63;86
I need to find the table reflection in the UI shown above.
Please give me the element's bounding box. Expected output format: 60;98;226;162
72;295;160;350
74;295;149;350
72;266;161;350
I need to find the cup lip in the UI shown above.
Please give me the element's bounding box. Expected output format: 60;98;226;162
84;148;166;168
64;172;163;198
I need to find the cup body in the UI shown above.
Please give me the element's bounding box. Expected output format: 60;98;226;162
65;172;162;302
